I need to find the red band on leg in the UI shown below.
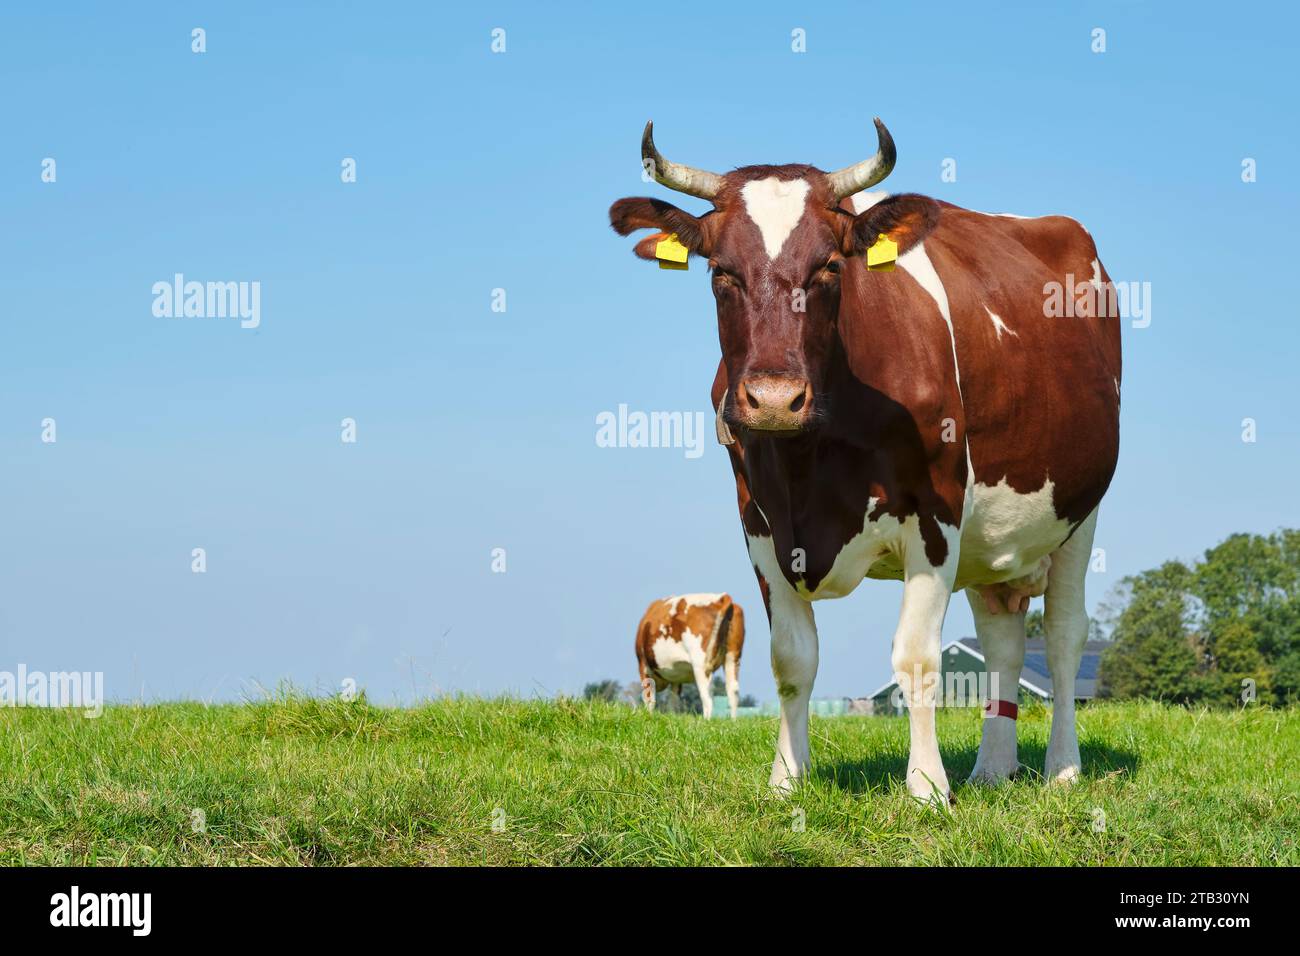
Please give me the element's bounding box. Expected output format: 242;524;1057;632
983;699;1018;720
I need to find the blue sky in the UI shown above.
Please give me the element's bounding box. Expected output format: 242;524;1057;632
1;1;1296;704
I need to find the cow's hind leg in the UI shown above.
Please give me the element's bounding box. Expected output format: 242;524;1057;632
724;653;740;718
1043;509;1098;783
641;677;656;713
690;655;714;719
892;526;959;804
965;589;1026;784
639;658;659;713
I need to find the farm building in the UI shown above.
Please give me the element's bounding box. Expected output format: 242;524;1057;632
721;636;1104;718
863;637;1106;716
729;698;848;719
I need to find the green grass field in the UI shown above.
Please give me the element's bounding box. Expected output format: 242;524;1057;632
1;696;1295;866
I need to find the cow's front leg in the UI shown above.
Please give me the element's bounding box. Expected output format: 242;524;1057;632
750;537;819;792
769;586;818;791
892;530;959;804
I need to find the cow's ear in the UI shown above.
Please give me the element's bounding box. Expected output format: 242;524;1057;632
841;194;941;258
609;197;711;259
632;232;671;261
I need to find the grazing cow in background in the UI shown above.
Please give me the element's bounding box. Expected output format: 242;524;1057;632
636;593;745;718
610;119;1121;801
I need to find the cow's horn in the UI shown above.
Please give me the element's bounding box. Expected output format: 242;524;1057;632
825;117;897;201
641;121;723;200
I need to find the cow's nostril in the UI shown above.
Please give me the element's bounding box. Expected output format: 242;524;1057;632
737;376;812;429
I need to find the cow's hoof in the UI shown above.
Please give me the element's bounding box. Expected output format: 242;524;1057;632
907;766;951;807
1045;746;1082;785
768;764;803;796
768;776;802;798
967;761;1021;786
908;785;952;809
1045;763;1081;785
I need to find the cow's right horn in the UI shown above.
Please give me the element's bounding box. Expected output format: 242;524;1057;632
641;121;723;201
825;117;898;200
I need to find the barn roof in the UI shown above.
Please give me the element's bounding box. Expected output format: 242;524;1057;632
864;637;1107;704
958;636;1107;700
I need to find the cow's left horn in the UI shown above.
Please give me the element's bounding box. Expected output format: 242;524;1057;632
641;121;723;200
825;117;897;200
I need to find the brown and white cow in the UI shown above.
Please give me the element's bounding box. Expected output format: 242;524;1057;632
635;593;745;718
610;120;1120;802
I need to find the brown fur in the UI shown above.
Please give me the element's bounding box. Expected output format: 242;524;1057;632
612;164;1120;599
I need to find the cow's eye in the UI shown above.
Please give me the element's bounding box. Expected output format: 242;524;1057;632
813;258;842;282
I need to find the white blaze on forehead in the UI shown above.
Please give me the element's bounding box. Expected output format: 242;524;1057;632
740;177;811;260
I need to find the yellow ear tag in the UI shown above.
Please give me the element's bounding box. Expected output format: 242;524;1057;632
655;233;689;270
866;233;898;272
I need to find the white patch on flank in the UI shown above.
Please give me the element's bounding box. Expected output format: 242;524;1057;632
1089;258;1103;290
740;177;811;260
666;592;722;608
955;478;1073;589
650;629;704;684
850;190;889;213
985;305;1018;341
1114;377;1121;397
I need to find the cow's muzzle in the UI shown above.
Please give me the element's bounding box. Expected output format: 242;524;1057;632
732;375;815;434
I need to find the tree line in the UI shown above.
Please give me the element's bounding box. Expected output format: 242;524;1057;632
1090;529;1298;705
